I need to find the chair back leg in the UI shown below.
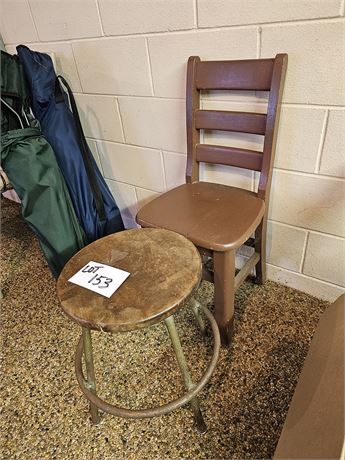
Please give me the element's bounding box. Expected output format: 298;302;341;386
255;219;267;285
213;250;236;346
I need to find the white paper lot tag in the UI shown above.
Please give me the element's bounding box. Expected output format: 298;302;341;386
68;261;130;298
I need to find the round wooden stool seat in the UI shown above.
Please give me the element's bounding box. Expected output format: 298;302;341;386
56;228;220;433
57;228;202;332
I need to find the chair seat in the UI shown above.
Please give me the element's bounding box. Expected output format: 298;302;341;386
137;182;265;252
57;228;202;333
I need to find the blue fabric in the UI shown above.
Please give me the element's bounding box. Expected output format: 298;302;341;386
17;45;124;243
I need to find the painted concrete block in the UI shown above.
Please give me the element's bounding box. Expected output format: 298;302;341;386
303;232;345;286
267;221;307;272
29;0;101;41
99;0;195;35
163;152;187;190
98;141;165;192
119;97;186;153
267;264;344;302
6;42;82;92
198;0;341;27
269;170;345;238
75;94;124;143
148;28;257;98
320;111;345;178
0;0;38;44
105;178;138;228
73;37;152;96
275;107;325;173
261;22;345;105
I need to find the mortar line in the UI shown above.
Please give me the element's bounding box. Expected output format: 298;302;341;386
274;167;345;181
145;38;155;96
6;16;344;47
106;177;162;195
193;0;199;28
314;109;329;173
268;262;345;289
70;45;84;92
92;140;105;176
307;229;345;241
256;26;262;58
160;150;168;191
268;218;345;240
299;231;309;273
73;92;184;100
199;17;345;32
115;99;127;143
88;137;186;156
134;186;140;205
282;102;345;110
71;92;345;110
95;0;105;36
27;0;40;41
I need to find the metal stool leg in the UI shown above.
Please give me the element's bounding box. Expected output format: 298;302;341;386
190;297;206;335
82;327;101;425
165;315;207;434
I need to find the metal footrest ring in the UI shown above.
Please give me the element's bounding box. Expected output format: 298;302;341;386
75;306;220;419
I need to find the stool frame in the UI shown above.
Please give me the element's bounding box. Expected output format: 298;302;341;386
75;302;220;433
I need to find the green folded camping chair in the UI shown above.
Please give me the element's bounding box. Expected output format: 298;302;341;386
1;51;86;277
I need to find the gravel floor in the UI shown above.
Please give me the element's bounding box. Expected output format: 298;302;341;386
1;197;328;460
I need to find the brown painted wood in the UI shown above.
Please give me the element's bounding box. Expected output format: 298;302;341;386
254;219;267;284
196;144;263;171
186;56;200;183
195;110;267;135
57;228;202;333
234;252;260;290
136;54;288;346
258;54;288;201
137;182;265;252
196;58;275;90
213;250;236;345
256;54;288;284
274;294;345;459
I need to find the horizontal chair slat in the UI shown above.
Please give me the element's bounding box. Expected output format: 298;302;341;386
196;144;263;171
195;110;267;135
196;59;274;91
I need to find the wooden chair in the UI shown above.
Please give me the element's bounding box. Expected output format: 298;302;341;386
136;54;288;345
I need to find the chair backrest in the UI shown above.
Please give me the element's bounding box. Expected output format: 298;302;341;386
186;54;287;201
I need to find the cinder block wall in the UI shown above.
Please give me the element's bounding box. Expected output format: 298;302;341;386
1;0;344;300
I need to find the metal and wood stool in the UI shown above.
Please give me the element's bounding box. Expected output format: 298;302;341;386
56;228;220;433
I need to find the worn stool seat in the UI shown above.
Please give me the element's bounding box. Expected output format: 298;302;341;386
57;228;202;332
57;228;220;432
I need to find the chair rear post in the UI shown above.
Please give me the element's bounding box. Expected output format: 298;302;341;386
258;53;288;201
186;56;201;183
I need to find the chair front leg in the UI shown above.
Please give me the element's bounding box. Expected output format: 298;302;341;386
213;250;236;347
254;218;267;285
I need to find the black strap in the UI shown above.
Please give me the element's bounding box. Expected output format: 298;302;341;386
57;76;106;222
2;102;18;130
1;96;25;130
54;78;65;104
